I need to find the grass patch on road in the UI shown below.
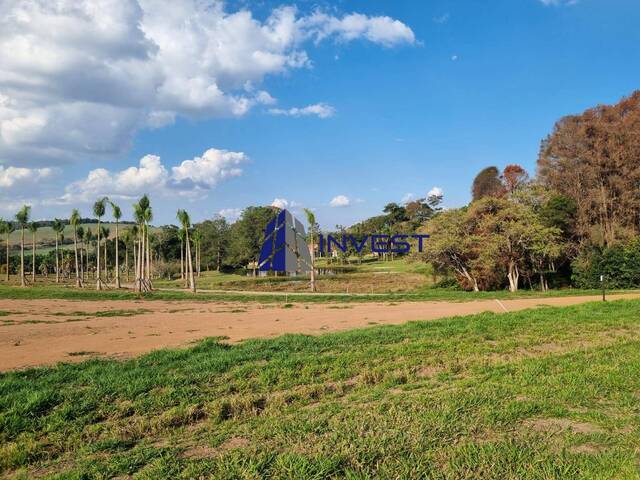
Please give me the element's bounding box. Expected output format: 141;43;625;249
2;300;640;478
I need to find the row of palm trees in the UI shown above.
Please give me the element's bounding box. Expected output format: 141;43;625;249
0;195;197;293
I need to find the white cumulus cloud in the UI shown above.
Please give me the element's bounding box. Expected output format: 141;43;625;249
329;195;351;208
0;0;415;165
60;147;247;203
0;165;53;189
172;148;247;189
269;103;335;119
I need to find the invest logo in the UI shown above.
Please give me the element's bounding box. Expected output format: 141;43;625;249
258;209;312;274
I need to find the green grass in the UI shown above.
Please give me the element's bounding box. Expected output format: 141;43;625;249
0;283;632;305
2;300;640;478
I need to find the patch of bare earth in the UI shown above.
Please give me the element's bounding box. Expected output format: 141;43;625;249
1;293;639;371
524;418;604;435
183;437;250;459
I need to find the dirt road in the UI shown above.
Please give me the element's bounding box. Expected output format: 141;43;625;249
1;293;639;371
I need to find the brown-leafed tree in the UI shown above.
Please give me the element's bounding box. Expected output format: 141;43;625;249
538;91;640;247
502;164;529;194
471;166;503;201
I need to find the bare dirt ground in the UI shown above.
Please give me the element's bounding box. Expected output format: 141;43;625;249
1;293;639;371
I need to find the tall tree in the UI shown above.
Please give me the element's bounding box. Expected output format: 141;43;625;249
82;228;92;280
425;209;481;292
130;225;139;285
303;208;317;292
227;207;277;272
121;228;132;284
177;228;185;281
143;203;153;282
76;226;84;280
52;219;64;284
192;229;202;277
472;166;503;201
15;205;30;287
177;209;196;292
69;209;83;288
29;222;38;283
110;203;122;288
502;164;529;194
133;195;152;292
93;198;107;290
101;226;110;281
538;91;640;246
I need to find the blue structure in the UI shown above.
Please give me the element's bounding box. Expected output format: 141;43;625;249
258;209;312;274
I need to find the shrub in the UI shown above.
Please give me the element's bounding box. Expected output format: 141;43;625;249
572;240;640;289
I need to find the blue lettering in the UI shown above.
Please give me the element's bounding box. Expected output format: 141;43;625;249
327;234;347;253
411;234;430;252
349;235;369;254
371;234;390;253
390;234;410;253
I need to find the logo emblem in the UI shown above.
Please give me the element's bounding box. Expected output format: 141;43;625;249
258;209;312;274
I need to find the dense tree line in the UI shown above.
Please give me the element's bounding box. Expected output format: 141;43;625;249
427;90;640;291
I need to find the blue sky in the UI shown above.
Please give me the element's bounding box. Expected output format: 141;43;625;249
1;0;639;228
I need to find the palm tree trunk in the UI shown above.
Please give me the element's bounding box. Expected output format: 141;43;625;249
133;238;138;291
74;230;81;288
20;227;25;287
31;232;35;282
96;221;102;290
310;230;316;292
137;231;143;291
185;230;196;293
180;238;184;281
216;244;221;272
104;238;107;282
125;243;129;283
6;234;10;282
55;235;59;283
115;222;121;288
145;224;151;283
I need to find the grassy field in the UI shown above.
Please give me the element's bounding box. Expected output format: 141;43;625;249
2;300;640;478
0;283;629;304
153;258;435;293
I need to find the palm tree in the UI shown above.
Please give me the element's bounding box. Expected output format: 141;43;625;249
93;198;107;290
82;228;92;280
133;196;152;292
101;226;110;281
69;209;83;288
77;226;85;280
110;202;122;288
192;229;202;278
15;205;31;287
304;208;317;292
178;228;185;281
28;222;38;283
52;219;64;283
143;202;153;282
177;209;196;292
130;225;137;285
